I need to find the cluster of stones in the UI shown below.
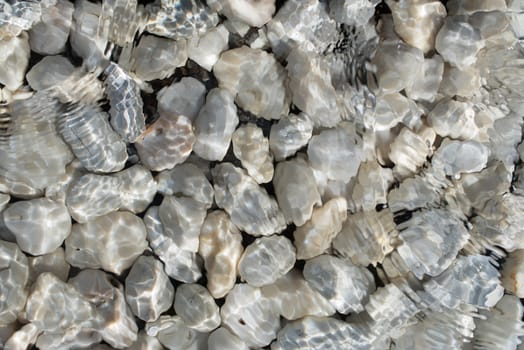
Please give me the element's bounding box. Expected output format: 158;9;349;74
0;0;524;349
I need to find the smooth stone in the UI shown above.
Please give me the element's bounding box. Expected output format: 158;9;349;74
3;198;71;256
0;240;29;325
44;160;84;205
144;0;219;40
329;0;378;27
157;77;207;121
371;92;412;131
397;209;470;279
70;0;108;71
125;255;175;322
26;55;75;91
303;255;375;314
333;209;398;267
129;35;187;81
427;98;479;140
294;197;348;260
351;160;394;212
104;62;146;143
66;173;122;223
113;165;157;214
261;270;335;320
69;269;138;348
0;194;9;213
435;16;484;69
212;163;286;236
208;328;249;350
501;250;524;297
389;126;436;178
307;127;363;182
273;157;321;226
432;139;489;177
198;211;243;298
145;315;202;350
448;0;507;15
174;284;221;332
156;163;214;208
193;88;239;161
0;93;74;195
266;0;338;57
3;324;40;350
135;115;195;172
468;10;509;39
362;284;420;341
232;123;274;184
423;255;504;309
25;273;101;334
286;49;341;127
59;104;128;173
405;55;444;102
127;331;163;350
221;283;280;348
208;0;275;27
28;247;70;283
372;40;424;93
238;235;296;287
65;211;148;275
473;295;523;350
214;46;290;120
386;0;446;53
0;33;30;90
439;64;481;97
144;206;203;283
269;113;314;161
188;24;229;71
158;195;207;253
272;316;365;350
29;0;73;55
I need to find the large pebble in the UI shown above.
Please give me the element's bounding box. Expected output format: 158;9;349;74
156;163;214;208
0;241;29;325
69;269;138;348
188;24;229;71
212;163;286;236
174;284;221;332
214;46;290;120
261;270;335;320
158;195;207;253
135;115;195;172
26;55;75;91
208;327;249;350
65;211;148;275
144;206;203;283
28;0;73;55
208;0;275;27
125;256;175;322
198;211;243;298
307;127;363;182
193;88;239;161
129;35;187;81
3;198;71;256
0;33;30;90
221;283;280;348
232;123;274;184
273;157;321;226
303;255;375;314
294;197;348;260
157;77;206;121
435;16;484;68
238;235;296;287
269;113;314;161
